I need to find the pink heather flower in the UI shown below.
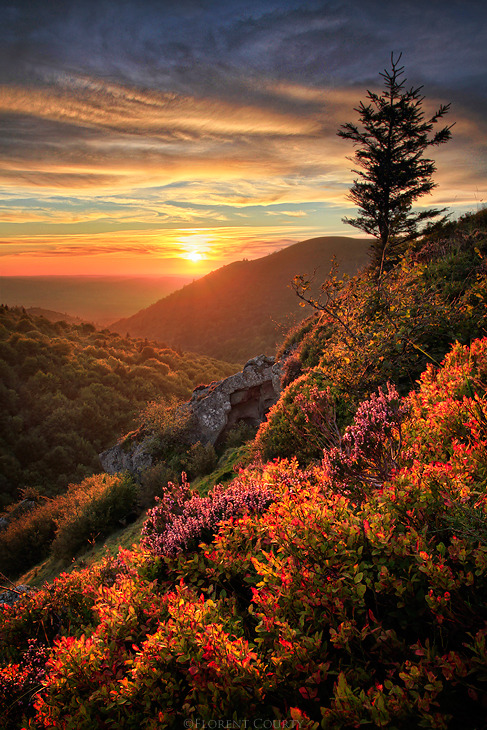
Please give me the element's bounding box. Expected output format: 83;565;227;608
142;476;275;557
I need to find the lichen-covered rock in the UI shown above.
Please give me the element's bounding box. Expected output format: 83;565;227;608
99;437;154;477
0;584;37;607
99;355;283;477
189;354;282;445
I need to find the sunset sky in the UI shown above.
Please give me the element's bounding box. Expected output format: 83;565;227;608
1;0;486;277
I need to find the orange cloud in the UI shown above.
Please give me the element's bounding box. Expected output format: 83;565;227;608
0;72;485;280
2;74;480;212
1;76;321;138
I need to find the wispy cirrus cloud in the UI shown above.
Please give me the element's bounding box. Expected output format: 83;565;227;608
1;76;323;138
266;209;308;217
0;0;486;275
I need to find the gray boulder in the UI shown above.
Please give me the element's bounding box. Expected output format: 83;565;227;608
99;354;282;477
99;436;154;478
189;354;282;445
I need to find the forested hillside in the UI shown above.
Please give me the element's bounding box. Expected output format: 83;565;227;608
111;236;369;362
2;211;487;728
0;308;237;507
25;309;86;325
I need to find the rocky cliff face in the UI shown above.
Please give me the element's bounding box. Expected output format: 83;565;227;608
99;355;282;477
188;354;282;445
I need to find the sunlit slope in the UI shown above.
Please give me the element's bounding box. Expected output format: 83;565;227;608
111;236;369;362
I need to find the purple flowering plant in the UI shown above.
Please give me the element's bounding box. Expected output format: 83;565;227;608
323;382;408;497
141;471;275;557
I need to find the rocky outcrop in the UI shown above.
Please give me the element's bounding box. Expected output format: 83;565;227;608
99;355;282;477
0;585;37;607
189;354;282;446
99;439;154;479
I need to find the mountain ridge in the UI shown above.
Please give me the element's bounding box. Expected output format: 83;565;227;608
111;235;370;362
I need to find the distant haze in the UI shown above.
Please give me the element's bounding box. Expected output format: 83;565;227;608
0;276;192;325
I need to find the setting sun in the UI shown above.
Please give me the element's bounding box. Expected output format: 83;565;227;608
185;251;204;262
177;232;211;265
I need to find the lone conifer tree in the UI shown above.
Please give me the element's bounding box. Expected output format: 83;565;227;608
338;54;453;277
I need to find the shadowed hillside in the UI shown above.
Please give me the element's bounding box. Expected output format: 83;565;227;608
111;236;369;362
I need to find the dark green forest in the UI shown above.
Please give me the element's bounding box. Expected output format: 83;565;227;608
0;308;237;507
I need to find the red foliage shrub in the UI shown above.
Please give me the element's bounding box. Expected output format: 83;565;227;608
2;338;487;728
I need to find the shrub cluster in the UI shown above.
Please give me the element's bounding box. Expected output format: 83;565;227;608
141;471;276;557
1;337;486;728
139;398;218;481
0;639;48;730
253;371;344;462
50;473;138;561
0;474;137;578
323;381;407;498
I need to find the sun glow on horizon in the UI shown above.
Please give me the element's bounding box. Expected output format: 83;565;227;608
176;232;212;265
185;250;204;262
0;225;327;277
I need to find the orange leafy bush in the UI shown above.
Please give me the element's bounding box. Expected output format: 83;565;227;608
1;338;487;728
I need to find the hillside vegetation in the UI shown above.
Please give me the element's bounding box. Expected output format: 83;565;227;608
256;209;487;460
0;307;237;506
1;210;487;728
111;236;369;362
25;309;86;325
